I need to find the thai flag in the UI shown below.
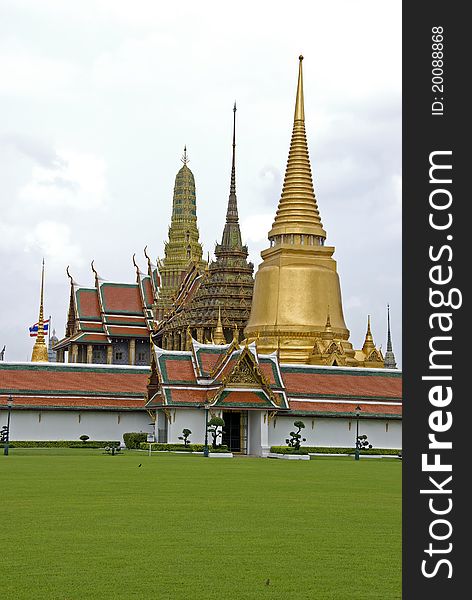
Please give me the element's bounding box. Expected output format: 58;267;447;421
29;320;49;337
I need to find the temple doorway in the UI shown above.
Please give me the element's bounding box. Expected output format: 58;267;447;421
222;411;247;453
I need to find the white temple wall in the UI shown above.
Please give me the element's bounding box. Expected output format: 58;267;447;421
164;408;207;445
3;410;151;442
268;416;402;450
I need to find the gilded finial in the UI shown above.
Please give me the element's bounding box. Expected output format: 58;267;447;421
213;306;225;345
232;323;239;344
31;259;49;362
322;305;334;341
294;54;305;122
325;305;331;329
362;314;376;355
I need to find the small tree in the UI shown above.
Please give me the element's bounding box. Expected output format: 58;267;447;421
80;435;89;444
285;421;306;450
178;428;192;447
207;416;225;449
356;434;373;450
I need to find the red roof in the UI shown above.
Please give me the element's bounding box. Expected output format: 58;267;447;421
100;283;143;314
0;363;148;402
289;400;402;416
280;367;402;400
76;288;101;320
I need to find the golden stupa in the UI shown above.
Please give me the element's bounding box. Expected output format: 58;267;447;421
31;259;49;362
245;56;357;364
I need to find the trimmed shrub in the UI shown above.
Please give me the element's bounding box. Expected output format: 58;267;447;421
123;432;148;449
139;442;229;453
178;429;192;446
270;446;401;456
2;440;119;449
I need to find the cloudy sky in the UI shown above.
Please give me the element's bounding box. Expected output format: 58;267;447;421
0;0;401;364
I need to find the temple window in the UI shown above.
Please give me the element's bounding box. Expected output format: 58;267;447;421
115;352;123;361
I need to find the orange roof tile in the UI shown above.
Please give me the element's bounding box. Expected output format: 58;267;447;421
162;357;196;383
77;289;101;319
282;371;402;399
0;366;148;395
289;400;402;416
101;284;143;314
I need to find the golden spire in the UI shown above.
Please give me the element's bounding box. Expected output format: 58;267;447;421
31;259;49;362
322;306;334;340
213;306;225;345
362;315;376;355
232;323;239;344
268;55;326;241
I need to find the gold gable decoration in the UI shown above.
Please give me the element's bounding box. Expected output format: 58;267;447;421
213;346;278;406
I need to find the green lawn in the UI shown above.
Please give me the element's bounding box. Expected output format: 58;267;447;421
0;450;401;600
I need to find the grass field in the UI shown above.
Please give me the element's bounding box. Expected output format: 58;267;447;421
0;450;401;600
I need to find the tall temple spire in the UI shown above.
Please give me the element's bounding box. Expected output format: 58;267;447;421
155;151;206;320
268;55;326;242
153;105;254;350
384;304;397;369
221;103;242;247
31;259;49;362
245;56;353;364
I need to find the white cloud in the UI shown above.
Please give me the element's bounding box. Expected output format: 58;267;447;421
18;148;109;211
241;214;273;244
0;38;82;99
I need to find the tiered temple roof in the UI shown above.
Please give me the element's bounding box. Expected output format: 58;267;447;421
54;252;159;361
154;105;254;348
155;149;207;321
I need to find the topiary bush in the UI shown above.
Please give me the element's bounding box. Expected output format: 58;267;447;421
123;432;148;449
285;421;307;450
178;428;192;446
207;416;225;449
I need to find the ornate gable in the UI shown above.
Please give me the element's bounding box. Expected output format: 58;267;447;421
211;346;281;408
